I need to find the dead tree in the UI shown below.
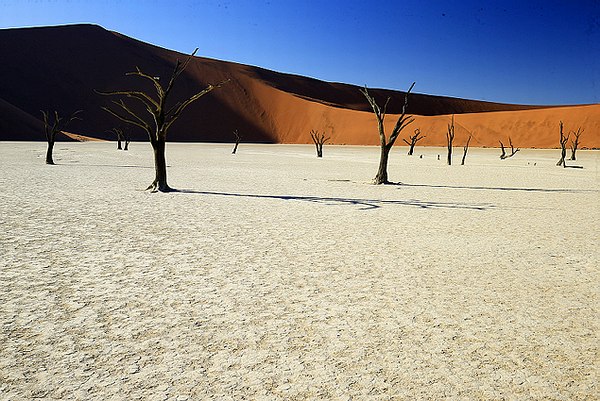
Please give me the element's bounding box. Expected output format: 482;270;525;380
446;115;455;165
232;129;241;154
123;131;130;151
569;127;584;160
402;128;425;155
111;128;124;150
360;82;415;184
97;49;228;192
461;134;472;165
310;129;330;158
557;121;570;167
41;110;81;165
499;137;519;159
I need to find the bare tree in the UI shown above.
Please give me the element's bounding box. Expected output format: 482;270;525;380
310;129;330;158
111;128;131;150
123;131;131;151
461;134;472;165
232;129;241;154
446;115;455;165
499;137;519;159
111;128;124;150
97;49;228;192
41;110;82;165
360;82;415;184
557;121;570;167
569;127;584;160
402;128;425;155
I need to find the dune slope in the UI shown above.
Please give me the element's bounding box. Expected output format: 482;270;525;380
0;24;597;148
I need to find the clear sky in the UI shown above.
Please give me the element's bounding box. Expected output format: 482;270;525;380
1;0;598;105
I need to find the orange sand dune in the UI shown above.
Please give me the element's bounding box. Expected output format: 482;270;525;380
0;24;597;148
250;78;600;148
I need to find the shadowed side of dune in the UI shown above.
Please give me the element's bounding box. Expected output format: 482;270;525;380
0;24;597;148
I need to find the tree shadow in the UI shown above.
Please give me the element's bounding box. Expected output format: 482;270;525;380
392;182;597;194
174;189;493;211
61;162;154;169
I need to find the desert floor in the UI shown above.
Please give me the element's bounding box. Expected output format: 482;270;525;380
1;142;598;400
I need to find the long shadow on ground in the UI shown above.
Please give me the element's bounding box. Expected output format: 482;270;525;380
395;182;597;193
175;190;493;211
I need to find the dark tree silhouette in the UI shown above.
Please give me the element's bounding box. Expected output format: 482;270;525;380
360;82;415;184
499;137;519;159
310;129;330;158
231;129;241;154
402;128;425;155
111;128;124;150
111;128;131;151
446;115;455;165
97;49;228;192
123;131;130;151
557;121;570;167
461;134;472;165
41;110;82;165
569;127;584;160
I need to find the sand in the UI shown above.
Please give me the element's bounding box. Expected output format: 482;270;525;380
3;24;599;149
1;141;598;400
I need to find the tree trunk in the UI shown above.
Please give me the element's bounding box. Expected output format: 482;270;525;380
46;141;55;165
570;145;577;161
408;143;415;156
374;146;390;184
461;148;468;165
316;143;323;158
557;148;566;167
117;139;122;150
447;145;452;166
147;139;172;192
232;142;239;154
124;141;129;151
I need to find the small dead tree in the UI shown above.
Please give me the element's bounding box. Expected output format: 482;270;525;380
112;128;124;150
310;129;330;158
360;82;415;184
557;121;570;167
402;128;425;155
123;131;131;151
461;134;472;165
232;129;241;154
569;127;584;160
41;110;82;165
446;115;455;165
499;137;519;159
97;49;228;192
111;128;131;150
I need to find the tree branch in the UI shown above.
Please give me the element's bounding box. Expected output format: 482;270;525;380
165;79;229;129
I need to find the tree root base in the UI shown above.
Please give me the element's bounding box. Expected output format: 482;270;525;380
146;182;176;193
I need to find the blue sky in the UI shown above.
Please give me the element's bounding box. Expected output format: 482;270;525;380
1;0;598;105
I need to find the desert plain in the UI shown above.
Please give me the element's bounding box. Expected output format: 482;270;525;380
0;141;598;400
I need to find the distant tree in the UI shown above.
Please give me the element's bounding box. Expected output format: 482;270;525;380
360;82;415;184
499;137;519;159
310;129;330;158
111;128;131;151
446;115;455;165
569;127;583;160
231;129;241;154
461;134;472;165
97;49;228;192
557;121;569;167
111;128;124;150
41;110;82;165
402;128;425;155
123;130;131;151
